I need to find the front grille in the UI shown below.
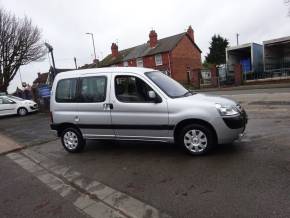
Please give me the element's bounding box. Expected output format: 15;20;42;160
30;104;38;110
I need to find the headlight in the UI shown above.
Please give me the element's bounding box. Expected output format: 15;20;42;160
26;101;34;105
215;103;239;116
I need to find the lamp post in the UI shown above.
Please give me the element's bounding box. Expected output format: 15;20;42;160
86;32;97;60
45;42;56;83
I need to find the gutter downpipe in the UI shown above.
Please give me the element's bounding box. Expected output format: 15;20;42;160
168;52;172;77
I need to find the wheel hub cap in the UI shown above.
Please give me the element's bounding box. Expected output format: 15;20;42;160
184;129;207;153
63;131;78;150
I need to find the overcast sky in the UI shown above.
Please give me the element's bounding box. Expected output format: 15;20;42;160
0;0;289;93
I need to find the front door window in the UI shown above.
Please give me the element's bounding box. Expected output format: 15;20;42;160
115;75;155;103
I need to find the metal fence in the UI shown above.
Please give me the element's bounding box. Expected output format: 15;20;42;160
243;61;290;81
200;61;290;88
200;69;212;87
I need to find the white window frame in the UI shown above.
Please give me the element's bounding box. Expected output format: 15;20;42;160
136;58;143;67
155;54;162;66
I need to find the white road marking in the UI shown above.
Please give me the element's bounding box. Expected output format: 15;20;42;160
7;150;170;218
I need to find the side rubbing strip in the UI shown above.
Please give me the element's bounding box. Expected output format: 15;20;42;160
77;124;175;130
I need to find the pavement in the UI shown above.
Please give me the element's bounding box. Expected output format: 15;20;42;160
0;156;87;218
198;81;290;93
1;87;290;218
0;133;22;154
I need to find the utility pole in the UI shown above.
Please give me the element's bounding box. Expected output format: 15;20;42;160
44;42;56;84
74;57;78;69
86;33;97;60
236;33;239;46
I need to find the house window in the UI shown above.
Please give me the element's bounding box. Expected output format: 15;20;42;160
136;58;143;67
155;54;162;66
123;61;128;67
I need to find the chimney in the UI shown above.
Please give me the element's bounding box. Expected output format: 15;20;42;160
187;25;194;42
37;72;41;78
149;30;158;48
111;43;118;57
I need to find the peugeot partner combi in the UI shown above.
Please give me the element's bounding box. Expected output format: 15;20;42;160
50;67;247;155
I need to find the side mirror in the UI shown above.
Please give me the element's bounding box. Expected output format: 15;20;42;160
148;91;162;103
148;90;156;99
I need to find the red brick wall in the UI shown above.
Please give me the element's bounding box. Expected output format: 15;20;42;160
127;59;137;67
171;35;201;84
143;56;155;68
143;52;170;72
234;64;243;86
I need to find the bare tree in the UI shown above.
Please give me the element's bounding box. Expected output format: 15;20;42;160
0;8;45;92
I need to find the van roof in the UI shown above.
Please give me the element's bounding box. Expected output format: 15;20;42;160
55;67;155;79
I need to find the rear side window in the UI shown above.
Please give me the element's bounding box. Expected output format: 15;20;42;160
56;78;77;103
80;76;107;103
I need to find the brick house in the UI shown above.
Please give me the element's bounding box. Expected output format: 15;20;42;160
100;26;202;85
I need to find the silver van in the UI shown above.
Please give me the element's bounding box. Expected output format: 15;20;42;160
50;67;247;155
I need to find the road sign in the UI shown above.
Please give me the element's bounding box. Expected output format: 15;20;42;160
38;85;51;98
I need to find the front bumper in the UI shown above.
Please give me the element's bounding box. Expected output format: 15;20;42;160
28;104;38;112
213;110;248;144
222;110;248;130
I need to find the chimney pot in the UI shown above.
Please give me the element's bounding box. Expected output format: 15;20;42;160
187;25;194;42
149;30;158;48
111;43;118;57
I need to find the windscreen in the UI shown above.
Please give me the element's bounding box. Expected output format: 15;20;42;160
145;71;189;98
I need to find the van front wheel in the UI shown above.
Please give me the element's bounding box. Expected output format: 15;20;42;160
178;124;214;155
61;128;85;153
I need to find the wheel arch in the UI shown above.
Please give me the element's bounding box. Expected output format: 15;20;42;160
173;118;218;144
17;107;28;115
55;123;81;137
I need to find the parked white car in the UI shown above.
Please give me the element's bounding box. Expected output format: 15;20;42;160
0;95;38;116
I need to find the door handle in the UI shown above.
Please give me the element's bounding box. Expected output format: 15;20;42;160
103;103;113;110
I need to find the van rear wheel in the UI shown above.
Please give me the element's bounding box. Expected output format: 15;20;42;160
61;128;85;153
178;124;214;155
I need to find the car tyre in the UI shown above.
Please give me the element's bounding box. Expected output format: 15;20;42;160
17;107;28;116
178;123;214;156
61;127;85;153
